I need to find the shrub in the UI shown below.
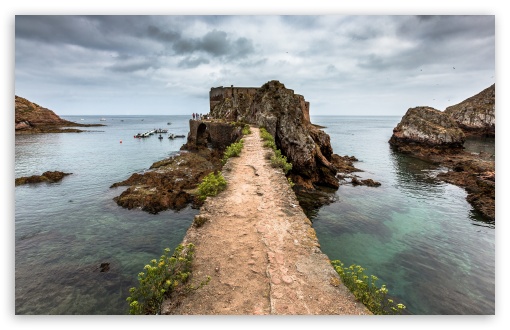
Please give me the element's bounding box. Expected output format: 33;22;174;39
242;125;251;135
222;140;244;165
331;260;406;315
270;149;293;174
126;244;210;315
197;172;227;200
259;127;274;143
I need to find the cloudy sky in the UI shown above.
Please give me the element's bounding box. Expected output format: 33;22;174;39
13;10;496;118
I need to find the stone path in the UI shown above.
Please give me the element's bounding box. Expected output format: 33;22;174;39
161;127;370;315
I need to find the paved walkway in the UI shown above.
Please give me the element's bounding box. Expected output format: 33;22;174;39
161;127;370;315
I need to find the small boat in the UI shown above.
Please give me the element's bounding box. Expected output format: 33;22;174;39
167;122;171;125
100;118;106;121
154;129;168;133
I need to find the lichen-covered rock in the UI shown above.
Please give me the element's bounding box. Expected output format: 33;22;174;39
389;106;465;149
444;84;495;136
209;80;341;190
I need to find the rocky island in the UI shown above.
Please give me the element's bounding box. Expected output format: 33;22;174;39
111;80;377;214
15;95;103;134
389;84;495;221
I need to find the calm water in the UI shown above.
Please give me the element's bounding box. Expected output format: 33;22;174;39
14;115;495;315
309;116;495;315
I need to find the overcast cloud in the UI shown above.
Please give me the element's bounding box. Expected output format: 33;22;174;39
14;15;495;116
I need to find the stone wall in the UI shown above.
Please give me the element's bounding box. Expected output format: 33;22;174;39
185;119;243;150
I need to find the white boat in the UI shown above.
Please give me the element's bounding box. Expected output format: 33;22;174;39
100;118;106;121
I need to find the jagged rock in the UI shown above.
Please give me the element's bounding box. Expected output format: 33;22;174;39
444;84;495;136
209;80;345;191
15;171;72;186
389;106;465;151
15;95;102;134
351;177;381;187
111;149;223;214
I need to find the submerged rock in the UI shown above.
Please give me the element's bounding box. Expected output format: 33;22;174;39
15;171;72;186
444;84;495;136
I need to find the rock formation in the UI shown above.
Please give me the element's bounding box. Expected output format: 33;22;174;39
389;87;495;222
208;80;355;192
111;149;223;214
15;171;72;186
389;106;465;152
444;84;495;136
15;95;102;133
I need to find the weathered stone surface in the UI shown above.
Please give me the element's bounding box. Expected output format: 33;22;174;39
444;84;495;136
111;149;223;214
15;95;102;134
209;80;345;191
15;171;72;186
181;120;243;150
389;106;465;150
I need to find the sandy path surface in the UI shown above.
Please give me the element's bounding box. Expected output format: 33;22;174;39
161;127;370;315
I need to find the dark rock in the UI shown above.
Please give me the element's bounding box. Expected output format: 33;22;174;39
15;171;72;186
111;149;223;214
351;177;381;187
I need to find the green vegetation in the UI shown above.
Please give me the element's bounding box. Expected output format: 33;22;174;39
331;260;406;315
222;139;244;165
126;244;210;315
197;171;227;201
259;127;293;175
242;124;251;135
287;177;295;188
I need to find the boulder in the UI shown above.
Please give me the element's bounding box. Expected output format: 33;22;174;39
444;84;495;136
389;106;465;150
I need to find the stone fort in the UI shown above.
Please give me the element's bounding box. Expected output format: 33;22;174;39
209;84;310;123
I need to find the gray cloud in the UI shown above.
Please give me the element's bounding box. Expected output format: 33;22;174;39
14;15;495;116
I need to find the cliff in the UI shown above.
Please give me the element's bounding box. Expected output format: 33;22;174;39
444;84;495;136
15;95;101;133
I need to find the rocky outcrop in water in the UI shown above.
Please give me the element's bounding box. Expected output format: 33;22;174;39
209;80;360;192
15;171;72;186
15;95;102;134
444;84;495;136
389;92;495;222
111;149;223;214
389;106;465;152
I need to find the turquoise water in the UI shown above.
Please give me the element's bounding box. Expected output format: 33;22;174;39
309;116;495;315
14;115;495;314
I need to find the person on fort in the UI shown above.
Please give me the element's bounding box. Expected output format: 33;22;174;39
192;113;195;120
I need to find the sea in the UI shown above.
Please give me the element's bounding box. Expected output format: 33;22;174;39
14;115;495;315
